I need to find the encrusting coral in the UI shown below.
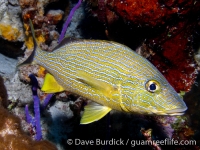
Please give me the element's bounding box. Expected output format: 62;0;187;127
19;0;64;51
0;75;57;150
0;0;24;42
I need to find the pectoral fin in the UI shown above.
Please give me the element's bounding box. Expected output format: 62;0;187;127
77;71;116;98
41;73;65;93
80;102;112;124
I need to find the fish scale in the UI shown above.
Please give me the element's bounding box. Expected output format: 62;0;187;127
33;39;187;115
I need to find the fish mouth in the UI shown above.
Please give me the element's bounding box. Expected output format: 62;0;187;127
165;107;187;116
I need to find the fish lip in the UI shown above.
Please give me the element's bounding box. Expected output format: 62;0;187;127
165;107;187;115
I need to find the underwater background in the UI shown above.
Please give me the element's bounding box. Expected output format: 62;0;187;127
0;0;200;149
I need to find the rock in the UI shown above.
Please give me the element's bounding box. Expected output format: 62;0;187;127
0;0;24;41
4;72;33;106
0;53;18;76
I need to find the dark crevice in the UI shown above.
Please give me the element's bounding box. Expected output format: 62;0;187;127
0;38;24;58
44;0;70;33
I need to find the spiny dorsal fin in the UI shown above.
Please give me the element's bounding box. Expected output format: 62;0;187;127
80;102;111;124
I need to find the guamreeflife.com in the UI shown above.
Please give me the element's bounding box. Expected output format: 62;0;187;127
67;138;196;147
129;138;196;147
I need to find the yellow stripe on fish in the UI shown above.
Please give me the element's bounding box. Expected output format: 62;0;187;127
23;20;187;124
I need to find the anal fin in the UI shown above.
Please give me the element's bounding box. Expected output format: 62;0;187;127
80;102;112;124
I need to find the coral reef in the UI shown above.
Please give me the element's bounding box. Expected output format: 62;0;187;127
106;0;194;27
63;2;86;39
25;74;53;140
183;74;200;146
145;20;198;92
0;0;24;41
19;0;65;51
59;0;82;42
140;128;161;150
0;0;200;150
0;106;57;150
0;0;24;57
4;72;33;106
17;57;77;149
0;75;57;150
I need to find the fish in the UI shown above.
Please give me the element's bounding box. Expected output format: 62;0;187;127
20;19;187;124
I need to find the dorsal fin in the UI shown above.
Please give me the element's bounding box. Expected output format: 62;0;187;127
52;37;79;51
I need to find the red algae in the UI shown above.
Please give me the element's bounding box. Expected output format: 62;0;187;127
147;20;197;92
106;0;193;27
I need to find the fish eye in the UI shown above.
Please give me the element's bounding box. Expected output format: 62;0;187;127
145;80;160;93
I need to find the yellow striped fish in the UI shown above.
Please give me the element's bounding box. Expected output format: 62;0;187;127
22;20;187;124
